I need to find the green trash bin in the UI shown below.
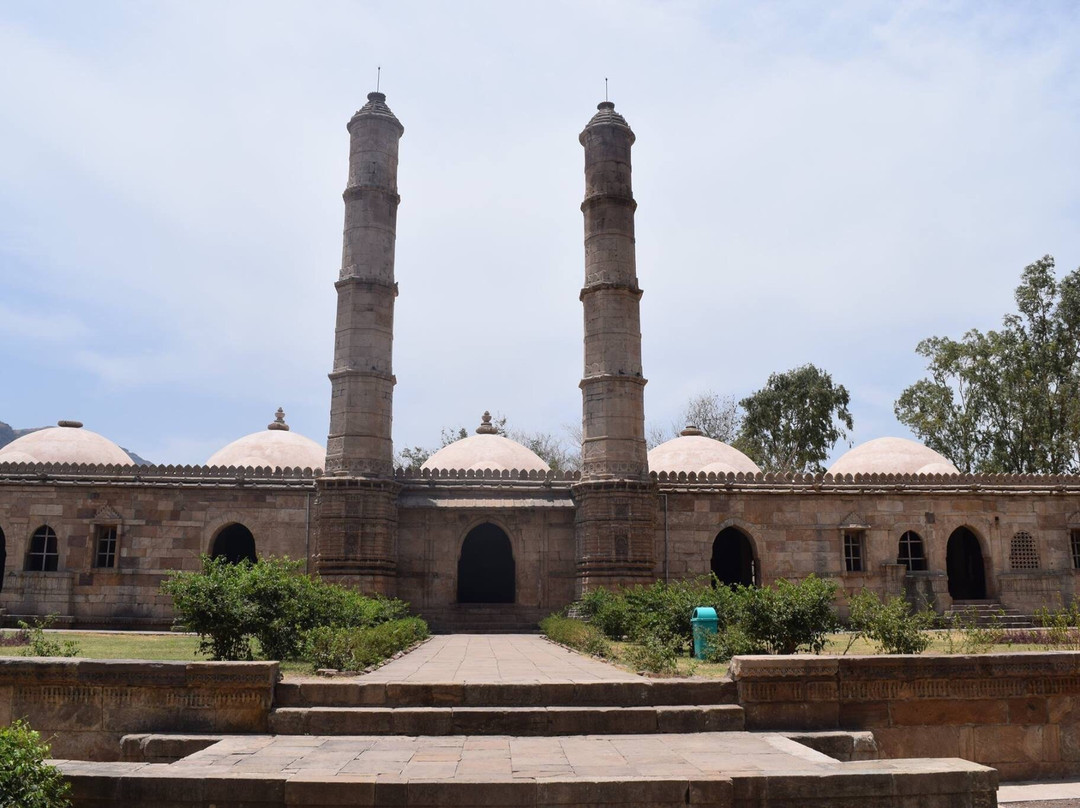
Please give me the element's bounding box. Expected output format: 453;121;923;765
691;606;718;660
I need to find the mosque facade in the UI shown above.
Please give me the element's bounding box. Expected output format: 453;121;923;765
1;94;1079;631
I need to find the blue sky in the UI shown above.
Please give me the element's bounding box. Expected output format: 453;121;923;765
1;1;1078;464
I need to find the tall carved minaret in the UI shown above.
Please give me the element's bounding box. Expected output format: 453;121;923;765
315;91;403;594
574;100;656;593
326;91;403;477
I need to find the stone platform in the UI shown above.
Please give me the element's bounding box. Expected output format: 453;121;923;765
58;731;996;807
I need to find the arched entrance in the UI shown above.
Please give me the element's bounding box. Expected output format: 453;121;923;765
211;523;257;564
711;527;756;587
457;523;515;603
947;526;986;600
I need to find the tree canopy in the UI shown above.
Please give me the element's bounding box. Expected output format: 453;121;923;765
736;364;854;474
895;255;1080;474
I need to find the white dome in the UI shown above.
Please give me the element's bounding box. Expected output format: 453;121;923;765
648;429;761;475
421;412;549;472
0;422;134;466
207;409;324;471
827;437;960;476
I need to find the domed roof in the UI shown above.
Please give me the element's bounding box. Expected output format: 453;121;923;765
421;412;550;473
827;437;960;476
648;427;761;475
0;421;134;466
207;409;325;471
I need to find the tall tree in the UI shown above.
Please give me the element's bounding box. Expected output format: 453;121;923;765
737;364;854;474
895;256;1080;474
647;390;741;447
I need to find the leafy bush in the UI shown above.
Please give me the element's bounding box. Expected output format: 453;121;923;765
705;623;768;663
622;633;679;675
731;575;838;655
846;591;932;654
539;615;611;657
0;719;70;808
577;588;632;640
162;555;412;661
303;617;429;671
18;616;80;658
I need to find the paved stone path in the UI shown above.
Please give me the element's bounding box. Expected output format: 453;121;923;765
355;634;643;684
998;777;1080;804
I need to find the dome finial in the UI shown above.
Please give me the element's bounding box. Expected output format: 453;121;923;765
268;407;290;431
57;420;83;429
476;411;498;435
680;425;703;437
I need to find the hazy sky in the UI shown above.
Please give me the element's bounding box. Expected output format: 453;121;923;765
1;1;1077;465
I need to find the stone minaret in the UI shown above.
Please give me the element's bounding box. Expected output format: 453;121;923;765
315;92;403;594
573;100;656;593
325;91;403;478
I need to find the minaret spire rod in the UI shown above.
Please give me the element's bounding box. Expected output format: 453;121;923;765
604;77;608;102
376;65;381;92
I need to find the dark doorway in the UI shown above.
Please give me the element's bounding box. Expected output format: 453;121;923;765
211;523;257;564
711;527;756;587
947;527;986;600
457;523;515;603
0;526;5;593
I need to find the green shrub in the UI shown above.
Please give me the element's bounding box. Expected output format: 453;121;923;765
733;575;838;655
577;588;632;639
622;632;679;675
18;616;80;658
846;591;932;655
303;617;429;671
539;615;611;657
161;555;413;661
0;719;71;808
704;623;768;663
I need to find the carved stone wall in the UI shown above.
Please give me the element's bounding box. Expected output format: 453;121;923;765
732;652;1080;780
0;658;276;760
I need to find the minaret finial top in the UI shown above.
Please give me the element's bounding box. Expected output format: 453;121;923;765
268;407;290;431
476;411;498;435
580;97;634;144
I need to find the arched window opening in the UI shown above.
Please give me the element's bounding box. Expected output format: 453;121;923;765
711;527;756;587
211;523;257;565
1009;531;1039;570
897;531;927;572
457;523;515;604
0;525;6;592
25;525;58;572
947;527;986;600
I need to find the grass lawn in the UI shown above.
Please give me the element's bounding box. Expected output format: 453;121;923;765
0;630;309;674
604;631;1062;678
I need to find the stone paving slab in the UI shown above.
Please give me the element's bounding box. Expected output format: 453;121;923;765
999;777;1080;804
351;635;644;684
55;732;998;806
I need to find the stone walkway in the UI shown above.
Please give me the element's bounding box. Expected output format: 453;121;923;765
351;634;643;684
998;777;1080;804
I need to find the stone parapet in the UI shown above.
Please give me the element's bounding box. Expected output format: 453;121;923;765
0;461;319;487
731;651;1080;780
0;658;277;760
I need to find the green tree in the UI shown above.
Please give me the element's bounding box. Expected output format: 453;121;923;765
736;364;854;473
895;256;1080;473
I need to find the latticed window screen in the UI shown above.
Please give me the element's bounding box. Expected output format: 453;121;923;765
1071;530;1080;570
95;525;118;568
1009;531;1040;570
25;525;58;572
843;530;864;573
897;530;928;571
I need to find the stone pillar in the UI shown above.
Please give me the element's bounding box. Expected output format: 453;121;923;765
315;92;403;595
573;101;656;594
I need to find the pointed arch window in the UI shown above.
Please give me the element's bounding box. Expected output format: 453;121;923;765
897;531;927;571
25;525;58;571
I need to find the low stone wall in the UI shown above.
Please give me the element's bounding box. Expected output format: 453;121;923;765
731;651;1080;780
0;658;276;760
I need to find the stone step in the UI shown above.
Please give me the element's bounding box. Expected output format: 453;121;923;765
274;678;738;708
268;704;745;735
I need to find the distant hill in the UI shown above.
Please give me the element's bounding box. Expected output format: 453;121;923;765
0;420;152;465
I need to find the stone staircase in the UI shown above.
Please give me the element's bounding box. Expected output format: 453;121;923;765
946;599;1035;628
421;604;544;633
269;677;744;736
